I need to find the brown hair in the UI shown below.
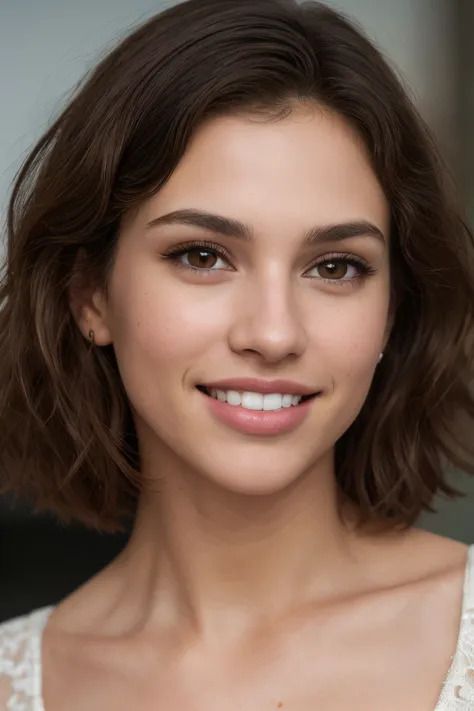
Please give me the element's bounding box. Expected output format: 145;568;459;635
1;0;473;532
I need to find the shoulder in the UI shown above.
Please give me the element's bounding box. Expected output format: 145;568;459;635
436;542;474;707
378;532;474;707
0;607;53;711
455;542;474;660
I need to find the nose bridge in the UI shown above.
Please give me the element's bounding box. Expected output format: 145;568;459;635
231;265;307;362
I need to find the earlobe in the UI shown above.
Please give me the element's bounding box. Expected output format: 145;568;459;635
68;281;113;347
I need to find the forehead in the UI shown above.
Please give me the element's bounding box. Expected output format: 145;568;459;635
141;106;390;238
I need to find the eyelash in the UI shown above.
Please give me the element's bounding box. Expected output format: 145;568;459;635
160;241;376;286
162;241;231;268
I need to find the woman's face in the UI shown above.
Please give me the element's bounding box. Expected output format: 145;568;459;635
89;106;391;493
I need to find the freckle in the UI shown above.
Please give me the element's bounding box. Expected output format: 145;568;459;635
277;703;283;708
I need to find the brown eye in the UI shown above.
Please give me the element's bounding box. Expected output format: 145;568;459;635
305;258;364;283
164;243;231;271
186;248;219;269
317;261;349;279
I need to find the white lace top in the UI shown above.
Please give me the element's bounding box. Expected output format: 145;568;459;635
1;546;474;710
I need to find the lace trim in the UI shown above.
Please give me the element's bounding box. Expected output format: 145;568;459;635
0;608;52;711
434;545;474;709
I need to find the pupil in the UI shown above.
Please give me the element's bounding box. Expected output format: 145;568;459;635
189;249;217;269
322;262;346;279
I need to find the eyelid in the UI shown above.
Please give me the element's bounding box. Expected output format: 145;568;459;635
160;240;235;273
162;245;369;264
162;240;232;261
303;252;377;285
308;251;370;266
161;243;375;281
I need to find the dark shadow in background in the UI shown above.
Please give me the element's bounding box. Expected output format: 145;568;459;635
0;494;131;623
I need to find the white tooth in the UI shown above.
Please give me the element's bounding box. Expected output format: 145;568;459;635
210;388;217;398
216;389;227;402
263;393;283;411
292;395;300;406
282;394;293;408
226;390;242;406
241;392;264;410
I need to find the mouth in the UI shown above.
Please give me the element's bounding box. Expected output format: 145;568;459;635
196;386;319;412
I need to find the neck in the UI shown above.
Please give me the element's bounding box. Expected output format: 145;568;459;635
114;449;365;640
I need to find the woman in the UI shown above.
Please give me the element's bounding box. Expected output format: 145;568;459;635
0;0;473;708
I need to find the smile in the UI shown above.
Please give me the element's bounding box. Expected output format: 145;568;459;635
197;385;320;436
199;387;315;411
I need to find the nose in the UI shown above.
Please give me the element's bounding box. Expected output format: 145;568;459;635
228;272;308;364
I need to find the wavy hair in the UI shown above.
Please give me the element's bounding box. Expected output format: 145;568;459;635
1;0;473;531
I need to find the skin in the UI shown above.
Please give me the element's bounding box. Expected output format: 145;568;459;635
42;105;468;710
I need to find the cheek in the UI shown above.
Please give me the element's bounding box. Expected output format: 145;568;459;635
107;263;229;380
304;294;389;445
308;289;389;380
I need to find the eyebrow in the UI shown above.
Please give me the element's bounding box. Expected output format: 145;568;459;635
146;209;385;246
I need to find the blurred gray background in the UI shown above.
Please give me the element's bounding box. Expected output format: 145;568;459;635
0;0;473;619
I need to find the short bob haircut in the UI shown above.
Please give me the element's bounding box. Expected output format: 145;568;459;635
1;0;474;533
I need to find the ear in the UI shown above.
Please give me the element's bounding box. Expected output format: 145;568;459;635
67;253;113;346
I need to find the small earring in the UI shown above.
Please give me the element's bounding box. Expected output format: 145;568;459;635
378;352;384;363
88;329;95;349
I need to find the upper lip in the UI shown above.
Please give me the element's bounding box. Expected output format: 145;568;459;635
199;378;317;395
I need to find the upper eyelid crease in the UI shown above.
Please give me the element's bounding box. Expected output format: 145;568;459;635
147;209;386;246
163;243;372;270
164;240;229;254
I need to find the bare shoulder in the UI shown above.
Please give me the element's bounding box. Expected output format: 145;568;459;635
356;524;469;598
399;527;469;579
366;527;470;618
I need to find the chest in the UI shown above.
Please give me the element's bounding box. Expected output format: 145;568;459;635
42;619;453;711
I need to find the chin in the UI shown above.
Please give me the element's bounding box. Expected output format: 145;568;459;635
192;446;317;497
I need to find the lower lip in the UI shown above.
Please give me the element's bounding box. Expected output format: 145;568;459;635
200;391;316;436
